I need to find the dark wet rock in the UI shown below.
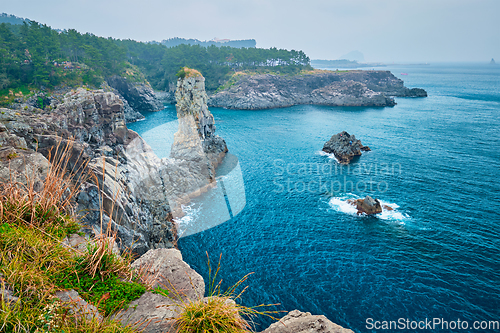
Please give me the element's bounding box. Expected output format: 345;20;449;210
322;131;370;164
261;310;354;333
209;71;426;110
348;196;382;215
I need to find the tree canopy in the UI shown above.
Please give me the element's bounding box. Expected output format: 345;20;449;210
0;19;311;96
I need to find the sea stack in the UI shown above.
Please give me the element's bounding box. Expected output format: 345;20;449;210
322;131;370;164
171;67;228;179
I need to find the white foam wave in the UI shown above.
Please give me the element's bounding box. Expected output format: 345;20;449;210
317;150;339;163
174;203;202;234
328;195;410;222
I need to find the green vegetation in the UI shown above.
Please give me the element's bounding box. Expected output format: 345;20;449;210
172;254;280;333
0;141;144;332
0;18;311;100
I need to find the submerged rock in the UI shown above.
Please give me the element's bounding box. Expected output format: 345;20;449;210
347;196;382;215
262;310;354;333
322;131;370;164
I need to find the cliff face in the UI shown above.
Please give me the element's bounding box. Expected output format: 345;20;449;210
208;71;427;110
106;75;164;123
0;73;229;254
160;73;228;217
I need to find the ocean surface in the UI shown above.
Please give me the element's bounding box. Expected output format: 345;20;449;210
129;63;500;332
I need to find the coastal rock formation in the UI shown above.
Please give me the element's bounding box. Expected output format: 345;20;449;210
130;248;205;300
0;89;175;254
262;310;354;333
0;70;229;254
208;70;427;110
118;248;205;332
347;196;382;215
161;69;228;216
106;75;163;122
323;131;370;164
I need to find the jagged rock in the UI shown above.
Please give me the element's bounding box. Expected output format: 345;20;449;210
172;72;228;169
347;196;382;215
262;310;354;333
106;76;163;118
161;70;228;216
0;79;230;254
208;71;426;110
131;248;205;300
0;147;49;192
55;289;103;322
323;131;370;164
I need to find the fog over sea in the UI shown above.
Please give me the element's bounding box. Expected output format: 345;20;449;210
129;63;500;332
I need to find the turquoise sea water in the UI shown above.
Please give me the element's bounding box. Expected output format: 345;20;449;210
129;63;500;332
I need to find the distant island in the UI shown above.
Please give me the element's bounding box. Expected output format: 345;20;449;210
152;37;256;49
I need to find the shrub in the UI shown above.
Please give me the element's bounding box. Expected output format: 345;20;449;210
171;253;280;333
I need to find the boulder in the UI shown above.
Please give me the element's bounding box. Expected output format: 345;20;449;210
131;248;205;300
322;131;370;164
348;196;382;215
55;289;103;322
118;248;205;332
116;292;178;333
261;310;354;333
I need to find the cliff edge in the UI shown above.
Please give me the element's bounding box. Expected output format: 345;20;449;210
209;70;427;110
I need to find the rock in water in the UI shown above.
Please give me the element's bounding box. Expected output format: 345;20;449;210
322;131;370;164
347;196;382;215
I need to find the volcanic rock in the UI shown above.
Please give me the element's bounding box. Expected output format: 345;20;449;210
347;196;382;215
322;131;370;164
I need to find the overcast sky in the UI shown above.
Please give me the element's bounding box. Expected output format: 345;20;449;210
1;0;498;63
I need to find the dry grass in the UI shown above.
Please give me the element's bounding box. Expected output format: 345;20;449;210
168;253;280;333
0;138;144;332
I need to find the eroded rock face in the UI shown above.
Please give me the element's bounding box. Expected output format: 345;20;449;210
347;196;382;215
209;71;426;110
162;74;228;216
106;76;163;122
262;310;354;333
323;131;370;164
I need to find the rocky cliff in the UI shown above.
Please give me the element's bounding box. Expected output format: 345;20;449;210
208;70;427;110
0;71;228;254
106;75;164;123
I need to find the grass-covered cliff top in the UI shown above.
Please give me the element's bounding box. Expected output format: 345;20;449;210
176;67;203;79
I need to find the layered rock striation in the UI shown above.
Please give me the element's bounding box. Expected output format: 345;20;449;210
323;131;370;164
208;70;427;110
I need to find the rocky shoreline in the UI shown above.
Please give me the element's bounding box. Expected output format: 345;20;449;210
208;70;427;110
0;71;354;332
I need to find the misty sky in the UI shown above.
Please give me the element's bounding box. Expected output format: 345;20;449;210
1;0;498;62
